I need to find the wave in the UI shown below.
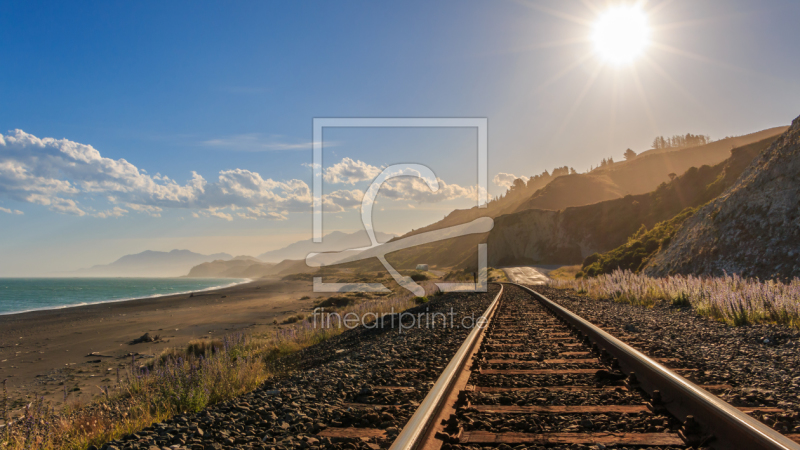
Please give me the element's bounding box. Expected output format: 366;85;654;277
0;278;253;317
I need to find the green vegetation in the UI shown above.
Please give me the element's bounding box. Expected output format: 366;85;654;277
548;265;582;280
579;207;696;277
576;135;778;278
487;268;509;282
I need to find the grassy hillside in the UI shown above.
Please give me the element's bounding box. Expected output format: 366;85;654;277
307;128;785;275
577;135;779;277
515;173;624;211
514;127;787;213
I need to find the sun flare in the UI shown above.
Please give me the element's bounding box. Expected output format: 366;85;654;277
592;6;649;64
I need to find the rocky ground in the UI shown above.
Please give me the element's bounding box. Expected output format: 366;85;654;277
455;284;685;450
537;285;800;436
94;283;800;450
95;287;498;450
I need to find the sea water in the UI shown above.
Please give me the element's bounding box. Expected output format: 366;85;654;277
0;278;249;315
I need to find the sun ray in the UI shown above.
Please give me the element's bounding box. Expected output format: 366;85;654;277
550;60;606;142
471;36;590;58
513;0;595;27
649;41;766;78
645;0;677;16
578;0;603;15
640;54;719;127
607;69;620;157
630;64;659;139
532;51;595;94
652;10;754;33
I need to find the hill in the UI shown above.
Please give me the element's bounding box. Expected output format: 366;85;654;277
643;115;800;280
186;257;315;278
488;134;780;268
74;249;232;278
318;125;787;273
397;127;786;245
257;230;395;262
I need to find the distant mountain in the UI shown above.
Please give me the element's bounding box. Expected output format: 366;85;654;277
74;249;232;278
186;258;314;278
257;230;396;263
644;115;800;280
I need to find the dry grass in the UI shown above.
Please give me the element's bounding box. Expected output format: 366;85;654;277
547;265;582;280
0;283;431;450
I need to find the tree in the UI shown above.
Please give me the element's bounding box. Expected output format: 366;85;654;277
624;148;637;160
668;173;677;181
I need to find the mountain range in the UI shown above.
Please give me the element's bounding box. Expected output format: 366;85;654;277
257;230;396;262
73;249;232;278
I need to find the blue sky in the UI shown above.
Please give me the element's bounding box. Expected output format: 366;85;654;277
1;0;799;275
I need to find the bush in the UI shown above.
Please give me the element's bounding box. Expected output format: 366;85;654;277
281;314;306;324
315;296;353;308
413;296;429;304
580;207;697;277
410;271;429;282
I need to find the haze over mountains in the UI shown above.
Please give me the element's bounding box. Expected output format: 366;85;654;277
73;250;232;278
257;230;396;262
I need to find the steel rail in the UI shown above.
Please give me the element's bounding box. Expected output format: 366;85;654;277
389;284;503;450
513;282;800;450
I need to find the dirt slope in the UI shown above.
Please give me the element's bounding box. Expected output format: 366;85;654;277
644;116;800;280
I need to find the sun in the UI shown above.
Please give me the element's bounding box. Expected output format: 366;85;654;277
592;5;649;64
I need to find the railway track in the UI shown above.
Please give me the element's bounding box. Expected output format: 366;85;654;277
374;283;800;450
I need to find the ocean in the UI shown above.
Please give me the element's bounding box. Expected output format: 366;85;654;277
0;278;249;315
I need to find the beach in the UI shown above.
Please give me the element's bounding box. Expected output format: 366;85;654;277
0;278;322;409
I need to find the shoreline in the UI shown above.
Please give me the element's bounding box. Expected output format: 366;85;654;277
0;277;254;317
0;277;325;408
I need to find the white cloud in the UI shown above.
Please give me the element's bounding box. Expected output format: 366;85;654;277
324;189;364;212
0;130;479;221
380;176;477;203
236;207;288;221
0;129;314;218
94;206;128;218
493;172;529;188
198;208;234;221
0;206;23;215
202;133;324;152
323;157;381;185
125;203;163;217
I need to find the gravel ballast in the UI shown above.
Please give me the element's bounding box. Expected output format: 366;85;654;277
96;287;498;450
536;285;800;436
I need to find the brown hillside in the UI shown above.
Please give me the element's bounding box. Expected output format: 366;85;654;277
644;117;800;279
515;173;624;211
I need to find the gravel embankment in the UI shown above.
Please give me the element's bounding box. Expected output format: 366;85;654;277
96;287;498;450
457;284;685;450
536;285;800;435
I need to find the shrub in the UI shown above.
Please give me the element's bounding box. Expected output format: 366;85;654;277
549;269;800;328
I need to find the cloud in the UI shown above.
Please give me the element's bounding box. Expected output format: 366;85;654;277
0;129;315;218
493;172;529;188
380;176;477;203
323;157;381;185
236;207;288;221
0;130;479;221
202;133;324;152
94;206;128;218
324;189;364;212
125;203;162;217
0;206;23;215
